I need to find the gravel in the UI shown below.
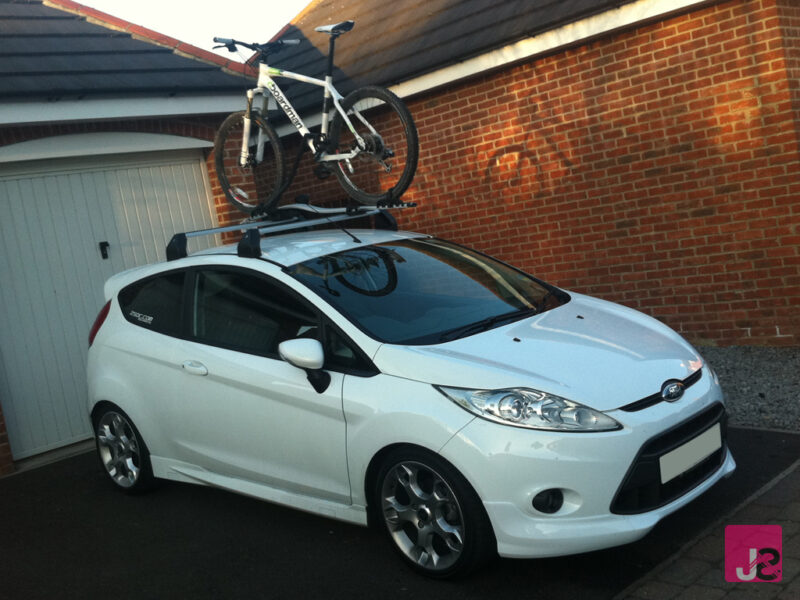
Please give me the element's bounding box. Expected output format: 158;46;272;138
698;346;800;432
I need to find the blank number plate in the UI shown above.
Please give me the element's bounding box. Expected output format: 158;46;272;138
659;423;722;484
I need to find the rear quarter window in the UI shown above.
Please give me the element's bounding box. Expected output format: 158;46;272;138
118;271;185;337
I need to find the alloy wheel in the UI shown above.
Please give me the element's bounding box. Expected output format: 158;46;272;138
380;460;465;572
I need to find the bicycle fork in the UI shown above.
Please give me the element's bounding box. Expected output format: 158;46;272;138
239;90;269;167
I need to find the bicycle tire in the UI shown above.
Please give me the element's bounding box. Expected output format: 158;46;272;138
329;86;418;205
214;110;285;214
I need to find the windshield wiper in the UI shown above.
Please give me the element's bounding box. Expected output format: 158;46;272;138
438;308;538;342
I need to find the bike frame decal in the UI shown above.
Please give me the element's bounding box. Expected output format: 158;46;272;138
264;78;306;133
254;64;365;158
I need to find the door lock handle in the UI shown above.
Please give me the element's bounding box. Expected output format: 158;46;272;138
98;241;110;259
182;361;208;376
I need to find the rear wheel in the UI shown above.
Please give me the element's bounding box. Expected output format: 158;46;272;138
94;405;155;494
375;447;495;578
330;86;418;205
214;110;285;214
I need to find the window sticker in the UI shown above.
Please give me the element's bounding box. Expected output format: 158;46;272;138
129;310;154;325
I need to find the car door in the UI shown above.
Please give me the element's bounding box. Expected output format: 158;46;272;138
162;266;351;504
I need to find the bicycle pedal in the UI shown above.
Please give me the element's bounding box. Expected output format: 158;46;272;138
313;164;332;180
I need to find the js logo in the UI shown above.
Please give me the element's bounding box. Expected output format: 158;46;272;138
725;525;782;582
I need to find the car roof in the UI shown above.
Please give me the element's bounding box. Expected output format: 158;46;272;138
104;228;430;297
194;228;429;267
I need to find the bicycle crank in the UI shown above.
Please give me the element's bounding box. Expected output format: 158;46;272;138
313;163;332;180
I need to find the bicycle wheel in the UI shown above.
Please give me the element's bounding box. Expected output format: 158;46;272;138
330;86;418;205
328;247;399;297
214;110;285;214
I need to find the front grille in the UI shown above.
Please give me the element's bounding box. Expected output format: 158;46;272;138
610;402;727;515
620;368;703;412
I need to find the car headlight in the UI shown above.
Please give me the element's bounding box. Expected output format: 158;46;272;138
435;386;621;432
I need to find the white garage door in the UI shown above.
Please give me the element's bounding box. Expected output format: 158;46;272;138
0;150;218;459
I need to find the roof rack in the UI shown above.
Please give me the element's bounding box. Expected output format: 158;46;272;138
165;201;416;261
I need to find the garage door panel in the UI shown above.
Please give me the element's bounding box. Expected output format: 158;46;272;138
44;173;101;438
0;177;71;453
0;151;218;458
0;193;38;453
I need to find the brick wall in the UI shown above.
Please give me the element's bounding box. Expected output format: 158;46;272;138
261;0;800;347
778;0;800;115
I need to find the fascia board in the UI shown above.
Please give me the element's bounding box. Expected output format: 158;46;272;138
390;0;714;99
0;94;244;126
0;131;212;164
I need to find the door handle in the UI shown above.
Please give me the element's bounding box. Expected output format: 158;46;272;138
98;241;110;259
182;361;208;376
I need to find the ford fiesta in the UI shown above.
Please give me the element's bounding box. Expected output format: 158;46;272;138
87;224;735;578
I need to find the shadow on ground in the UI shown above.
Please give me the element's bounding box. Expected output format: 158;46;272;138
1;427;797;600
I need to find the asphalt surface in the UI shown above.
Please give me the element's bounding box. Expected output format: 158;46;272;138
1;427;798;600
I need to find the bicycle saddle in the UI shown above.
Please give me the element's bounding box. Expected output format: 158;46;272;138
315;20;354;35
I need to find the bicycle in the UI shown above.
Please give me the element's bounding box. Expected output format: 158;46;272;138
213;20;419;214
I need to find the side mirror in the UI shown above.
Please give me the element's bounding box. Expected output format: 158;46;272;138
278;338;330;393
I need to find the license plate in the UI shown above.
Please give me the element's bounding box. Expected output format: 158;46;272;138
659;423;722;484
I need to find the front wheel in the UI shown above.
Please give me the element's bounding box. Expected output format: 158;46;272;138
214;110;285;214
330;86;418;205
375;447;495;578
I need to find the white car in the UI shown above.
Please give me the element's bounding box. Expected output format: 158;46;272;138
87;218;735;578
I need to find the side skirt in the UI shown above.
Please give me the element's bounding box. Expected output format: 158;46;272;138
151;456;368;526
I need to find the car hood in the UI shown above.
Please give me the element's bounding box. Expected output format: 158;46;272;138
372;293;703;411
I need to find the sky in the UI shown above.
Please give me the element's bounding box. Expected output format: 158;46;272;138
79;0;313;59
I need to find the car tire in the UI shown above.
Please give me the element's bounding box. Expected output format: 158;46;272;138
93;405;156;494
374;447;495;578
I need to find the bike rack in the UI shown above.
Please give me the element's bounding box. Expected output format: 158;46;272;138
165;201;416;262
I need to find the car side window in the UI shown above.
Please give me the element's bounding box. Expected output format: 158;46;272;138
118;271;185;337
191;269;316;357
323;325;375;375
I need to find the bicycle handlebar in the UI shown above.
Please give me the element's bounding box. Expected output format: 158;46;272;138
212;37;300;54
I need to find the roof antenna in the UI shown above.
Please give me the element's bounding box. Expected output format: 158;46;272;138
329;199;361;243
338;223;361;244
292;199;361;243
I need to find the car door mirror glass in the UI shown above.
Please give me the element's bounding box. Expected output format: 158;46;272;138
279;338;325;371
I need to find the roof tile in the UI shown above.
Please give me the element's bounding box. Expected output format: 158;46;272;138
1;0;254;101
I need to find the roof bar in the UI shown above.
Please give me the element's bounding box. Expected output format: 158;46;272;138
165;201;415;261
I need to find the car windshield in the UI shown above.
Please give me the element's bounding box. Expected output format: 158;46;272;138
287;238;568;345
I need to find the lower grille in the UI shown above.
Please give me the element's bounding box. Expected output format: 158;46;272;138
611;402;727;515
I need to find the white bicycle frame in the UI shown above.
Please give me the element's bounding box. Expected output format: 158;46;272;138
239;61;374;168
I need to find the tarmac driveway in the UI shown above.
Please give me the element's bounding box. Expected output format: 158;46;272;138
1;427;799;600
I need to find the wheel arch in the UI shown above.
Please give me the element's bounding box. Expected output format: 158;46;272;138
363;442;487;529
90;399;118;427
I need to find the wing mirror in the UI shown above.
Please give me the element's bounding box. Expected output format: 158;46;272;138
278;338;330;393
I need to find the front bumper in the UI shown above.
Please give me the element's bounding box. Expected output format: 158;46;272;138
438;380;735;558
484;449;735;558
